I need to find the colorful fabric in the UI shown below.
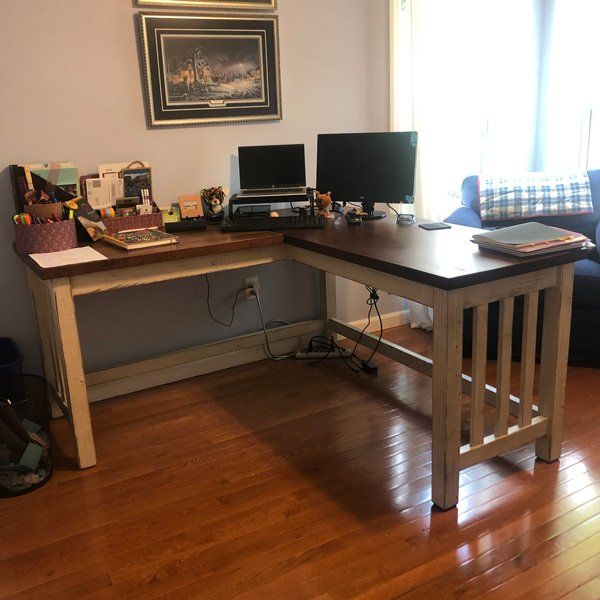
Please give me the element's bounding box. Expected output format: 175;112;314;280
479;172;593;222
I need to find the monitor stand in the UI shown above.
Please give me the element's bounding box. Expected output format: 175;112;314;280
360;200;387;221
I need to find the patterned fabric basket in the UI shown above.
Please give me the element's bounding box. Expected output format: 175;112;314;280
103;210;163;234
14;220;78;254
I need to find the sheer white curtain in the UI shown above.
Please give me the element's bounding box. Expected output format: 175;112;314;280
537;0;600;171
390;0;542;328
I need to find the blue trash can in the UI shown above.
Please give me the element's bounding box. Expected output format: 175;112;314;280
0;339;23;378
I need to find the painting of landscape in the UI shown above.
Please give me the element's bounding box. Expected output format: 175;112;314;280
162;35;264;105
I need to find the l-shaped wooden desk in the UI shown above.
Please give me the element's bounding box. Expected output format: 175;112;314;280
16;218;586;510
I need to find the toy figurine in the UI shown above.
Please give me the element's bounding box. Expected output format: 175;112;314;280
201;186;226;221
316;191;334;219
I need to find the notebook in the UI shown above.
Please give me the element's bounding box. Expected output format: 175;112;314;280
102;228;178;251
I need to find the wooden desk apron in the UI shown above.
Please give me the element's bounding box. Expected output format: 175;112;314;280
17;222;584;510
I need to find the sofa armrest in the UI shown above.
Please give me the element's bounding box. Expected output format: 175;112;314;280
595;220;600;261
444;206;482;229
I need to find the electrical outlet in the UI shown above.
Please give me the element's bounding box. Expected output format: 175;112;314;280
245;276;260;301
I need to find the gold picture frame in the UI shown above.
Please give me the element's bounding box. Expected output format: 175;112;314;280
136;0;277;9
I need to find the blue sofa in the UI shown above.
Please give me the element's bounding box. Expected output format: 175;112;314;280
446;169;600;367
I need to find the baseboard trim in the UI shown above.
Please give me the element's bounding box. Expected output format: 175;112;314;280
347;309;410;335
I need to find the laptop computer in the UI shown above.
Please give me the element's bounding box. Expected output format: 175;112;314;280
237;144;307;199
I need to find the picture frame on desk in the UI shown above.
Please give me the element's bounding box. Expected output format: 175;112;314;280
136;0;277;9
137;12;282;127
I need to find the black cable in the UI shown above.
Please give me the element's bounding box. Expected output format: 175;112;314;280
351;286;383;368
386;203;400;216
204;274;249;327
290;200;301;213
305;335;364;372
306;285;383;374
364;287;384;366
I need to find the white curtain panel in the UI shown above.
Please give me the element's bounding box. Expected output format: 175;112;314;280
390;0;542;329
390;0;541;216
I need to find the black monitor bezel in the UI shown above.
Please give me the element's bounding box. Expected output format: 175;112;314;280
316;131;418;204
238;143;307;190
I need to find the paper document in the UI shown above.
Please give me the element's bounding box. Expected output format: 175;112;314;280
473;222;580;245
30;246;108;269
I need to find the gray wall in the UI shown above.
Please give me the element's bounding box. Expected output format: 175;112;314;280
0;0;396;374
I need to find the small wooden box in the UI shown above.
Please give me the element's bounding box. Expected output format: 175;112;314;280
14;220;78;254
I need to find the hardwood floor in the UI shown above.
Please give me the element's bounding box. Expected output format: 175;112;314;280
1;325;599;599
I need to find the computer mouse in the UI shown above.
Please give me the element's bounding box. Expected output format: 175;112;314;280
346;213;363;225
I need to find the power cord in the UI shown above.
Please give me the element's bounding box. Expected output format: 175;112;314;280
204;275;299;359
205;277;384;371
204;274;250;327
386;203;400;216
305;285;383;375
249;285;300;360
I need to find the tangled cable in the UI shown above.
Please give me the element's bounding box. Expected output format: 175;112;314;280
306;285;383;374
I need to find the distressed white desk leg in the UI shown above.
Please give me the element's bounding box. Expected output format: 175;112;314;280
320;271;338;340
26;271;62;417
536;264;574;463
50;278;97;469
431;288;463;510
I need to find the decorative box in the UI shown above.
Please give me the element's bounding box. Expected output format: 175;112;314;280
14;220;78;255
102;207;163;234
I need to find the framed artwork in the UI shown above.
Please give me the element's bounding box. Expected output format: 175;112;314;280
136;0;277;10
138;13;282;127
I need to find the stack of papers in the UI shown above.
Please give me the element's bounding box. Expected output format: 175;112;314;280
473;222;591;257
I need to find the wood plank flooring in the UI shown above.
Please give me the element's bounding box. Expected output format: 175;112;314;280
1;325;599;599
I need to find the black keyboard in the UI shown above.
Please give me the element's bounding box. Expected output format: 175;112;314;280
220;215;326;232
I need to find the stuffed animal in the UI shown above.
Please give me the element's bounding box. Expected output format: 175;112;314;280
201;186;226;220
316;191;334;219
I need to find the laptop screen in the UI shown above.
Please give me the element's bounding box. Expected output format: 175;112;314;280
238;144;306;189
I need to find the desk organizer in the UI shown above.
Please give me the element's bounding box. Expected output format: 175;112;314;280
103;207;163;234
14;219;78;255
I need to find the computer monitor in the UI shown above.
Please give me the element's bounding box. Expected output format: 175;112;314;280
238;144;306;190
316;131;418;220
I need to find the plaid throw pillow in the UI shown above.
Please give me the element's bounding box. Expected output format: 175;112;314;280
479;172;593;222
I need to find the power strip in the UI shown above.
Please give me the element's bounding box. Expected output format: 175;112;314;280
295;349;354;360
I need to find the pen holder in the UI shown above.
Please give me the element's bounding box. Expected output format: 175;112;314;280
14;219;78;255
23;202;63;221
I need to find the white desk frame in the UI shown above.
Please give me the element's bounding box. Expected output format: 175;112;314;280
25;244;574;510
